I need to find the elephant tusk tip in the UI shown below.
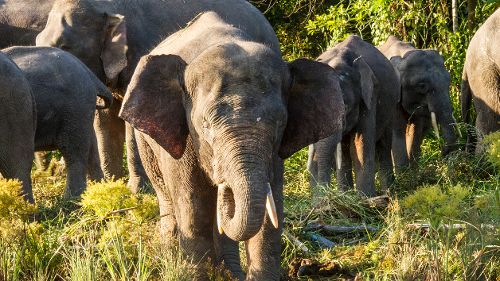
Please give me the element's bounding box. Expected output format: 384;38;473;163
431;112;440;139
266;183;279;229
217;184;225;234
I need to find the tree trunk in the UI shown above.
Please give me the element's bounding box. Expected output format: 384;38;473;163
467;0;477;30
452;0;459;33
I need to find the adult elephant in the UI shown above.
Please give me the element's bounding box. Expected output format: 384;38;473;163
119;12;345;280
308;35;399;197
0;0;54;48
462;8;500;151
36;0;281;193
3;46;113;199
0;52;36;202
379;35;458;168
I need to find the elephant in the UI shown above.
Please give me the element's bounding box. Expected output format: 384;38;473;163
0;0;57;171
2;46;113;198
0;52;36;202
0;0;54;48
379;35;459;168
35;0;280;193
462;8;500;151
119;12;345;280
308;35;400;197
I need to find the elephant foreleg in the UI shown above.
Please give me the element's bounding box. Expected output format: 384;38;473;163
307;144;318;188
352;124;377;197
136;132;177;244
376;127;394;192
406;116;429;167
337;137;353;192
126;122;151;193
245;161;283;281
213;232;244;281
392;106;409;171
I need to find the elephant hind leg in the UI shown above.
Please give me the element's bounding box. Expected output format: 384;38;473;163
57;124;92;198
0;153;34;203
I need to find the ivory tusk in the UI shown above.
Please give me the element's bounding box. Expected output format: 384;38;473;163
452;116;463;138
431;112;440;139
336;143;342;170
266;183;279;229
217;184;225;235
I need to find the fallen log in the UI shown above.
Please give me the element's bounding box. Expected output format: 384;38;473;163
283;230;309;253
306;223;379;234
309;233;336;248
362;194;390;208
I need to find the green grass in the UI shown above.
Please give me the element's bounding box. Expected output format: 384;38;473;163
0;133;498;280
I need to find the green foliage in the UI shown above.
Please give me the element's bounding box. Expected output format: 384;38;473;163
402;185;471;226
484;131;500;168
81;179;135;217
0;179;37;221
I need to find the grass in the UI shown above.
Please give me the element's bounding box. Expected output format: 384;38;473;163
0;133;498;280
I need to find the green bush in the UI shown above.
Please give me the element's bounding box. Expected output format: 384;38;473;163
402;185;471;226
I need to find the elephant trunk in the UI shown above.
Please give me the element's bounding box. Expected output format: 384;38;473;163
429;93;458;156
214;129;275;241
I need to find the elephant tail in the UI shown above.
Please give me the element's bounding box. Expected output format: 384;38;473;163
96;86;113;110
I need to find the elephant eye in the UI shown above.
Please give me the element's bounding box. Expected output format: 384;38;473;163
202;120;209;129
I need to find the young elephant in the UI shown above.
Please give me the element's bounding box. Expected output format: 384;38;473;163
119;12;344;280
308;35;400;197
2;46;113;198
379;36;458;168
0;53;36;202
462;9;500;151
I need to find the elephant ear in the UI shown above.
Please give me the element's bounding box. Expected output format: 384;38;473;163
279;58;345;159
101;13;128;84
389;56;403;80
353;56;377;110
119;54;189;159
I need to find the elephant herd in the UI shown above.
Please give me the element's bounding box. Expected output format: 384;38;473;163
0;0;498;279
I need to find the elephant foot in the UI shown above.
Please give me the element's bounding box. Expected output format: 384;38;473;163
127;175;152;193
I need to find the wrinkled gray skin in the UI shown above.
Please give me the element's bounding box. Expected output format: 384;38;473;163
119;12;345;281
0;0;54;48
0;52;36;202
379;36;458;168
0;0;55;171
3;46;113;198
462;8;500;152
308;35;400;197
36;0;282;193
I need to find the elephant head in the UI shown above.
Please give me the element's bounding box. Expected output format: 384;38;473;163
119;44;345;241
390;50;458;155
318;49;377;134
36;0;127;88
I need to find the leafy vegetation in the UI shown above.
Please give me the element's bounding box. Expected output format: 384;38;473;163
1;0;499;280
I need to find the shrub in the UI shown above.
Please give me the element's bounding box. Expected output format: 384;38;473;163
81;179;136;217
0;179;38;221
402;185;470;226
